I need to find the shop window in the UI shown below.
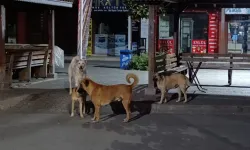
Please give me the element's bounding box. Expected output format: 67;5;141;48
180;13;208;53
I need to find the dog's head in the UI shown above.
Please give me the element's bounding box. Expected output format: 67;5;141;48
77;59;87;71
153;72;164;82
153;73;160;82
80;77;93;94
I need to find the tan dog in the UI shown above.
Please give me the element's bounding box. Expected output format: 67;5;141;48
153;72;191;104
70;87;86;118
80;73;139;123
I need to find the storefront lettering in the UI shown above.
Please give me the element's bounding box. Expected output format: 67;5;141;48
193;41;206;45
93;0;127;11
225;8;250;14
226;8;242;13
99;0;111;7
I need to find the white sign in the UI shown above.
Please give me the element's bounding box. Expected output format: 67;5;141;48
225;8;250;14
140;18;148;38
140;18;148;52
159;15;169;39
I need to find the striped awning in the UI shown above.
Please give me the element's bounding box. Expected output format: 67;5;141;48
15;0;74;7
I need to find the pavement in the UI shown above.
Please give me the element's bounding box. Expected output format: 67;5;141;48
1;60;250;115
0;113;250;150
1;58;250;149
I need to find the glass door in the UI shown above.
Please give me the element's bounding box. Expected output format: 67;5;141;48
180;18;193;53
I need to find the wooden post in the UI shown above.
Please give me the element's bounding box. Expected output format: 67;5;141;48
47;9;56;78
174;12;180;58
219;8;227;54
17;12;27;44
145;5;157;95
0;5;6;89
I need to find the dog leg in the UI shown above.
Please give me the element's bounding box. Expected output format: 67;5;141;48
92;105;101;122
69;75;72;95
181;86;188;103
122;99;131;123
163;90;168;103
71;101;75;117
79;101;84;118
158;89;166;104
176;88;182;102
82;100;86;115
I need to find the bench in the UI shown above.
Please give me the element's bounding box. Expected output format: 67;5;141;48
154;53;188;91
181;53;250;86
5;44;51;86
155;53;188;74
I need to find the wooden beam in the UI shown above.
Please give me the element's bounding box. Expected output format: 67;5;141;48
219;8;227;54
145;5;157;95
0;5;6;89
17;12;27;44
47;9;56;78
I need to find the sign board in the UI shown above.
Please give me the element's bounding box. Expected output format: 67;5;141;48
192;40;207;53
225;8;250;14
158;15;170;39
208;13;219;53
158;39;174;54
92;0;128;12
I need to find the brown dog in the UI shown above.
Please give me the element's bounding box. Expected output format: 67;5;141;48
153;72;191;104
80;73;139;122
70;87;86;118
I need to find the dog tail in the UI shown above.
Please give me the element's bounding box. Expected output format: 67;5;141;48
126;73;139;88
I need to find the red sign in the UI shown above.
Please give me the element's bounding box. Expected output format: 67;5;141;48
208;12;219;53
157;39;174;54
192;40;207;53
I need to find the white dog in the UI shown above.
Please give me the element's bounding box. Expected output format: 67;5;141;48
68;56;87;95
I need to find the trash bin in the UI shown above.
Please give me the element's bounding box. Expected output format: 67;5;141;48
120;50;132;70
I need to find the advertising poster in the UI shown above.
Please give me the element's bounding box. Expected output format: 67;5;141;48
107;35;115;56
208;12;219;53
115;34;126;56
158;39;174;54
192;40;207;53
94;34;108;55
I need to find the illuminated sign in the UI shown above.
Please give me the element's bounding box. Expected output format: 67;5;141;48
92;0;128;12
225;8;250;14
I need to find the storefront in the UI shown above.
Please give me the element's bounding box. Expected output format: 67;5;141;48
225;8;250;54
91;0;140;56
156;9;220;54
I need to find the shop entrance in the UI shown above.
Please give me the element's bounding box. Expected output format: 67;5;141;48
227;15;250;54
180;18;193;53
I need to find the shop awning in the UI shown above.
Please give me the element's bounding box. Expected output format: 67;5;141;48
15;0;74;8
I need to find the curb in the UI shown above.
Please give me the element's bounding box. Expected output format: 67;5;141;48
99;103;250;115
64;57;120;63
150;104;250;114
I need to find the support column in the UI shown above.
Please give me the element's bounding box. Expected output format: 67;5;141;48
128;15;132;50
0;5;6;89
17;12;27;44
47;9;56;78
219;8;227;54
173;10;180;57
145;5;157;95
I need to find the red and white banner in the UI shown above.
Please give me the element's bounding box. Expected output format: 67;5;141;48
208;12;219;53
192;40;207;53
158;39;174;54
77;0;93;59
